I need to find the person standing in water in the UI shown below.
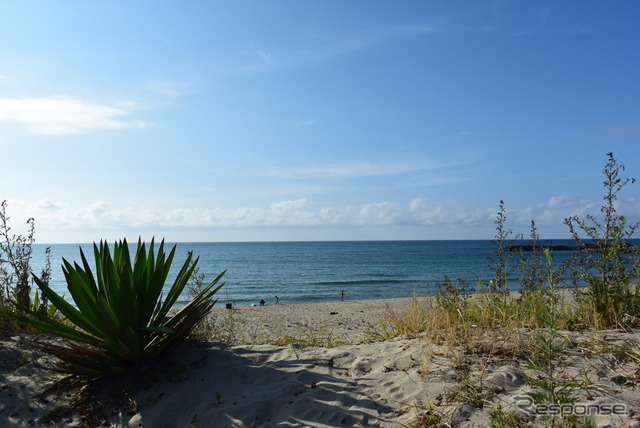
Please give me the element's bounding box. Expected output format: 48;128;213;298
341;290;345;301
274;295;279;304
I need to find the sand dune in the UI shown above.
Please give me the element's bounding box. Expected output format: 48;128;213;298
2;298;639;427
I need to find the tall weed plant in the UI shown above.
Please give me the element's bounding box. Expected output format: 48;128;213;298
489;200;519;293
525;249;582;427
518;220;550;294
0;200;53;334
565;152;640;327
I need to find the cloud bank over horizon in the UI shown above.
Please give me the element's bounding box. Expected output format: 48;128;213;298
4;193;639;243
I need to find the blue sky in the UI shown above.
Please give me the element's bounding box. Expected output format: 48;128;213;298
0;1;638;243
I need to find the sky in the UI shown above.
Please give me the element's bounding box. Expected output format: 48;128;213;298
0;1;639;243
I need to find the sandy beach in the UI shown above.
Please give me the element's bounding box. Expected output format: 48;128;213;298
2;297;639;427
203;297;424;345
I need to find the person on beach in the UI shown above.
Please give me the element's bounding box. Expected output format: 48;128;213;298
341;290;345;301
259;299;265;306
274;295;279;304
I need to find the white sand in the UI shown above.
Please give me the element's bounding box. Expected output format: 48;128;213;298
204;297;425;344
2;298;640;427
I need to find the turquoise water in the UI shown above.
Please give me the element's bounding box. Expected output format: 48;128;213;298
25;239;606;307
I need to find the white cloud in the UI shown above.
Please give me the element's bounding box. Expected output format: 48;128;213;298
269;159;463;180
0;97;149;135
271;198;311;212
15;197;493;234
523;196;599;223
32;198;68;211
7;194;640;242
145;79;196;98
505;195;640;230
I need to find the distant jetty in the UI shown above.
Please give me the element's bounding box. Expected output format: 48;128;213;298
506;243;640;254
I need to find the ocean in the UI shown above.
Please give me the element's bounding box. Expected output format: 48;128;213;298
24;239;619;307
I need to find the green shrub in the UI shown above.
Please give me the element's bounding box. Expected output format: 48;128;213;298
18;238;225;377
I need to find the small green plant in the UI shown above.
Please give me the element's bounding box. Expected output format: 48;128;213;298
276;325;349;348
186;259;219;341
435;276;470;325
518;220;549;294
445;354;489;409
30;246;56;318
187;258;207;299
364;318;401;342
368;296;450;344
489;404;530;428
524;249;581;427
18;238;226;376
402;403;450;427
210;307;243;343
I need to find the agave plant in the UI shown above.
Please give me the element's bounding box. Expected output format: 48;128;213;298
19;238;225;376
